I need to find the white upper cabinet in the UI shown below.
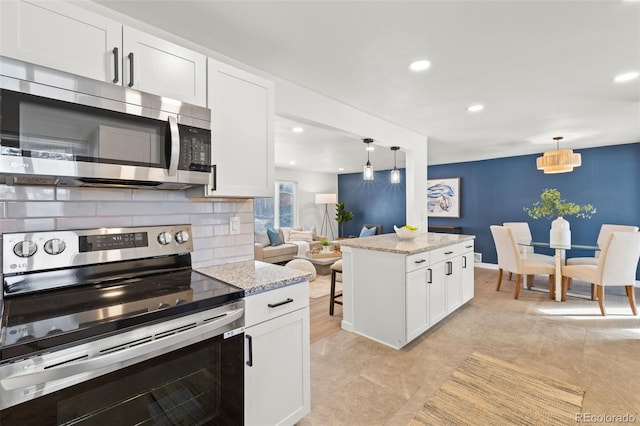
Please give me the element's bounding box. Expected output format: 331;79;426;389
122;27;206;106
1;0;121;83
205;58;274;198
1;0;206;106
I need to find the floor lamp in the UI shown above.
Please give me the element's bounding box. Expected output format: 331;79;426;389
315;193;337;240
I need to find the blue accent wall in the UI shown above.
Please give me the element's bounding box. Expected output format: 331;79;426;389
337;168;406;237
338;143;640;279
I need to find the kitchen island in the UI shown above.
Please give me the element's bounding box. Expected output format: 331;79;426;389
337;232;475;349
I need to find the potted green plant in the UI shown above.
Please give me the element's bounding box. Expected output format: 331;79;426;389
335;202;353;238
524;188;596;248
320;238;330;252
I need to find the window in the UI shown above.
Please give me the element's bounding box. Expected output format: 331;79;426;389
254;181;296;232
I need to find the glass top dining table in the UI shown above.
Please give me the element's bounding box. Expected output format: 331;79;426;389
518;241;599;301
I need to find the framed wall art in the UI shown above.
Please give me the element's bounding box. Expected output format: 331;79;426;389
427;177;460;218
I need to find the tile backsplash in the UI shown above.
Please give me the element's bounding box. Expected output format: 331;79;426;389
0;185;254;268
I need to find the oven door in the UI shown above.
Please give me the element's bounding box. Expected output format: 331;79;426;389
0;302;244;425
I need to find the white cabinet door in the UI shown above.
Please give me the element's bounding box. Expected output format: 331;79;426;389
406;267;429;341
206;58;274;197
445;256;462;314
122;27;206;106
428;262;447;326
1;0;121;83
461;252;475;303
244;307;310;426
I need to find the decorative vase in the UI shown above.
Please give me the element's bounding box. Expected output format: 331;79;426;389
549;216;571;249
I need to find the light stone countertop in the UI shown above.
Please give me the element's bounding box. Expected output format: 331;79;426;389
336;232;475;255
196;260;312;296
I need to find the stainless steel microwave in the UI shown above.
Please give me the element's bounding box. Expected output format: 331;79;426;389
0;57;212;190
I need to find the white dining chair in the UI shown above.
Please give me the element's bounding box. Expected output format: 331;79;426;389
490;225;556;299
504;222;534;280
561;232;640;316
566;224;638;265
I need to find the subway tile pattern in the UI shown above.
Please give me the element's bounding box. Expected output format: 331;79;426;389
0;186;254;268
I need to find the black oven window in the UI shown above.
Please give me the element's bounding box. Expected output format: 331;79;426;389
1;334;244;426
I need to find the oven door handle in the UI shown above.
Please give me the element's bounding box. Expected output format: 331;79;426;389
167;115;180;177
0;307;243;391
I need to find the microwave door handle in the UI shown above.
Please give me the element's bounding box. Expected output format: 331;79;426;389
0;307;243;391
167;116;180;177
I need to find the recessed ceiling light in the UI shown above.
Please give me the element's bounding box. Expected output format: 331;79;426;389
338;168;344;171
291;126;304;133
289;161;296;165
613;71;639;83
467;104;484;113
408;59;431;72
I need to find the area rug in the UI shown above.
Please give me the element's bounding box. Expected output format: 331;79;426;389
410;352;585;426
309;274;342;299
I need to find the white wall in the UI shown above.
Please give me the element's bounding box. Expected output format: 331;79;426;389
275;167;338;239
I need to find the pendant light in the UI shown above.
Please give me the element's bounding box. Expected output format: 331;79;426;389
390;146;400;183
536;136;582;174
363;138;374;180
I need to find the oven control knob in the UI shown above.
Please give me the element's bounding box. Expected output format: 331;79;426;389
44;238;66;255
13;241;37;258
158;302;170;309
175;230;190;244
157;232;173;245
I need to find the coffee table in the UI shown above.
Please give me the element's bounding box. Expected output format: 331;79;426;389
293;253;341;275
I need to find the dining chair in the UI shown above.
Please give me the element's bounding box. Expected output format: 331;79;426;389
490;225;556;299
503;222;534;280
566;224;639;266
561;232;640;316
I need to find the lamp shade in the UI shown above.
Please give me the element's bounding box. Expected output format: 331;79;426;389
315;193;337;204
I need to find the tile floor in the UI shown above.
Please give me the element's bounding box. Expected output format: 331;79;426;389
299;267;640;425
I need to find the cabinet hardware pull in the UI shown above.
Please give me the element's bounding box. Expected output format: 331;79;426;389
465;245;473;248
427;268;432;283
211;165;217;190
246;335;253;367
112;47;119;83
462;255;467;268
128;52;134;87
446;261;452;275
445;251;453;255
268;298;293;308
414;259;426;264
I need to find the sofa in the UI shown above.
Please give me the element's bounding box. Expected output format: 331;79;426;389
254;227;323;263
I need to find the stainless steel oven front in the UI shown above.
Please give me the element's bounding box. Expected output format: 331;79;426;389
0;57;212;190
0;225;245;425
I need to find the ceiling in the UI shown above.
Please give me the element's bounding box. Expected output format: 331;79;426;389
94;0;640;173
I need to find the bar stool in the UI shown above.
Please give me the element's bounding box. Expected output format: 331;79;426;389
329;259;343;316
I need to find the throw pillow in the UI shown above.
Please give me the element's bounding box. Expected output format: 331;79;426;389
359;226;377;237
281;226;302;242
289;230;314;242
255;231;270;247
302;225;317;240
266;227;283;246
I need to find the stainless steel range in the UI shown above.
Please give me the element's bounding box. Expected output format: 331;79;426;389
0;225;245;425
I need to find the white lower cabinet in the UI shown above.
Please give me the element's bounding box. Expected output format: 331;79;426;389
244;283;310;426
427;260;448;326
461;242;475;303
